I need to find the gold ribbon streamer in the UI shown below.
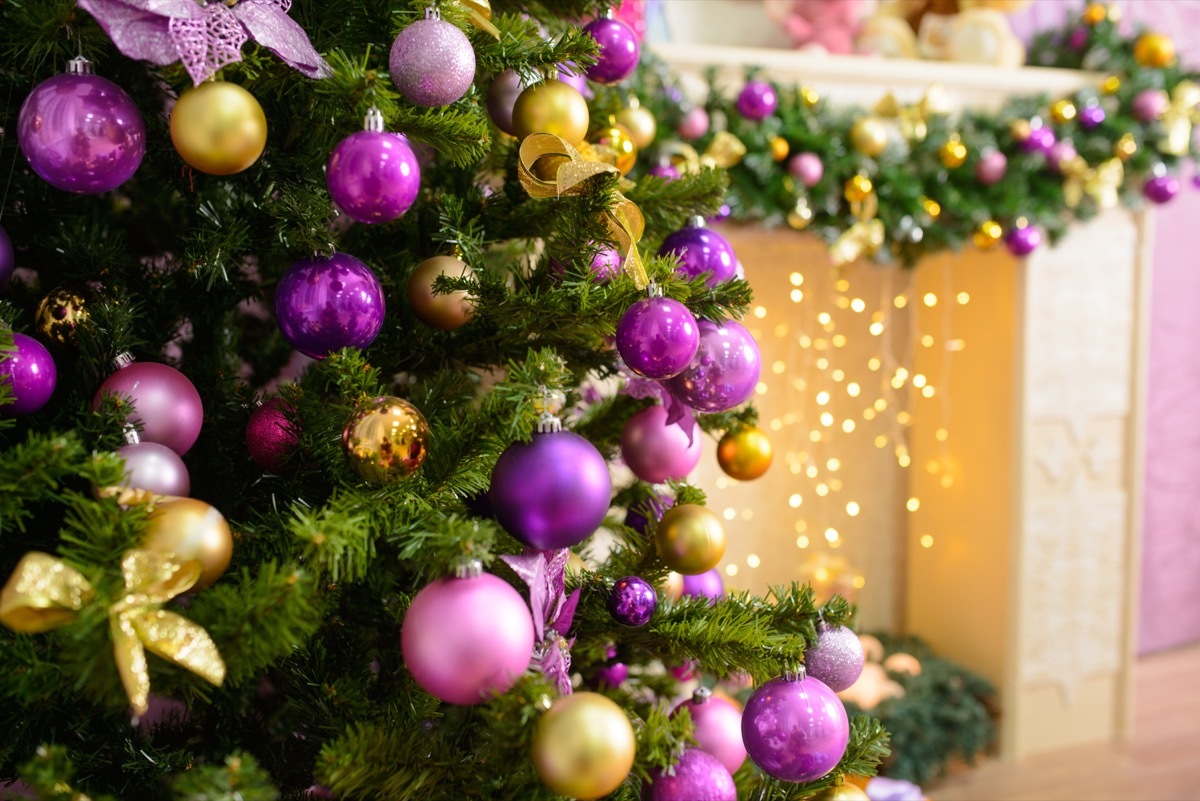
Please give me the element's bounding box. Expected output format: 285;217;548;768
1062;157;1124;209
660;131;747;174
829;192;885;267
0;549;226;716
517;133;648;288
459;0;500;38
1160;80;1200;157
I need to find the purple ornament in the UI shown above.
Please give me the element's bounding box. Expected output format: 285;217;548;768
804;625;866;692
678;107;709;140
1078;104;1106;130
670;660;699;681
975;149;1007;185
789;152;824;187
650;164;681;182
626;492;673;534
583;17;640;85
1021;126;1056;156
0;225;13;290
1006;224;1042;257
1068;25;1089;51
590;247;622;282
401;569;535;705
557;64;593;99
1047;140;1077;173
93;361;203;454
617;296;700;379
17;66;145;194
490;428;613;549
608;575;657;626
389;18;476;107
741;671;850;782
327;128;421;224
673;689;747;775
681;568;724;603
1144;174;1181;204
666;319;761;413
0;333;56;416
275;253;385;359
644;748;736;801
488;69;528;136
1132;89;1169;123
736;80;777;121
115;441;191;497
622;405;702;483
592;660;629;689
709;204;732;224
245;397;297;472
659;225;737;287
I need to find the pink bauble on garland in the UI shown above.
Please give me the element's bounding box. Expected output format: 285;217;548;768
644;748;736;801
115;440;191;497
621;405;702;483
673;688;747;775
1;333;56;416
93;359;203;455
616;295;699;379
583;16;640;85
389;16;476;107
804;624;866;692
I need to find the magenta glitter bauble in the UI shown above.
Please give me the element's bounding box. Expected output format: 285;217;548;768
389;18;476;107
327;131;420;224
741;672;849;782
1;333;56;416
1021;126;1056;155
17;69;145;194
115;441;190;497
666;319;761;413
93;362;202;454
659;225;737;287
975;149;1007;185
608;575;657;626
245;397;298;472
1047;140;1077;173
401;570;535;705
1079;105;1106;129
789;152;824;187
804;625;866;692
1005;225;1042;257
490;429;613;549
1131;89;1169;123
649;164;681;181
644;748;736;801
673;689;746;775
583;17;641;85
677;107;709;140
487;69;528;136
0;225;13;290
616;296;700;379
1144;174;1181;204
681;568;724;602
736;80;778;121
621;405;702;484
275;253;385;359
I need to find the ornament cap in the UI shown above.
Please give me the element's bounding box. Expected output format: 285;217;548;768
111;351;136;372
646;280;664;298
689;215;706;229
783;665;807;682
67;57;94;75
691;686;712;704
535;411;563;434
122;424;140;445
454;558;483;579
364;106;385;133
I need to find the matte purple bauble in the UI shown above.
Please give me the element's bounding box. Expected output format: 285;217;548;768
592;661;629;689
644;748;736;801
490;430;613;549
389;18;476;107
245;397;297;472
1078;105;1106;130
804;624;866;692
975;149;1007;185
1144;174;1181;204
1132;89;1169;123
659;225;737;287
736;80;777;121
93;362;202;454
617;296;700;379
789;152;824;187
0;333;56;415
741;672;850;782
621;405;702;483
327;131;420;224
583;17;640;85
275;253;385;359
649;164;681;181
401;571;535;705
673;689;746;775
1021;126;1056;156
625;492;673;534
115;441;190;497
681;568;724;602
487;69;527;136
678;107;709;140
0;225;13;289
1047;140;1077;173
608;575;657;626
666;319;761;413
1005;225;1042;257
18;71;145;194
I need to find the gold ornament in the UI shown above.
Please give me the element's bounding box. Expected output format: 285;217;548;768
661;571;684;600
654;504;726;574
938;135;967;169
590;120;638;176
812;785;872;801
1159;80;1200;156
0;549;226;716
143;497;234;590
787;196;814;230
800;86;820;107
1114;132;1138;161
849;117;888;157
1009;118;1032;142
35;288;89;345
660;132;747;174
532;691;636;800
408;255;477;330
170;81;267;175
511;79;590;146
874;88;948;142
831;179;884;267
1063;157;1123;209
843;174;874;204
1082;3;1107;25
615;97;657;150
565;551;587;578
341;396;430;483
920;196;941;220
770;136;790;162
1050;99;1077;124
717;426;773;481
973;220;1003;250
1101;75;1121;95
1134;33;1176;68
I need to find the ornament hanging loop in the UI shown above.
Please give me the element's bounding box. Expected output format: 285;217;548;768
536;411;563;434
67;56;93;75
364;106;385;133
111;351;135;372
783;664;807;682
425;5;441;20
646;280;663;298
454;558;483;579
691;686;712;704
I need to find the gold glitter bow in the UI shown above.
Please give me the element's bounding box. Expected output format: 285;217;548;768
873;84;951;143
829;192;885;267
518;133;648;288
1160;80;1200;156
1062;156;1124;209
661;131;747;174
0;549;226;716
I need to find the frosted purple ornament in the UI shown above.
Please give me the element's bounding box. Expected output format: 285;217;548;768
246;397;297;472
673;688;747;775
617;295;700;379
804;624;865;692
659;223;737;287
975;149;1007;185
678;107;709;140
644;748;736;801
17;59;145;194
487;69;527;136
327;110;421;224
1021;126;1056;156
736;80;777;121
93;360;202;454
741;669;849;782
608;575;657;626
0;333;56;415
621;405;702;484
789;152;823;187
681;568;724;603
1132;89;1168;123
1006;224;1042;257
275;253;385;359
115;440;191;497
1144;174;1181;204
583;16;640;85
389;17;476;107
0;225;13;290
666;318;761;413
650;164;681;181
1078;105;1106;130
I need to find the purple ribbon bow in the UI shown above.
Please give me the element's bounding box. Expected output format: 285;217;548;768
77;0;332;86
501;548;581;696
620;365;697;444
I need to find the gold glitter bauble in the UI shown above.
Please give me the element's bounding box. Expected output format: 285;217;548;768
407;255;476;330
1134;33;1175;68
35;288;89;345
654;503;726;575
590;121;638;176
849;117;888;157
717;425;773;481
974;220;1003;250
770;135;790;162
938;136;967;169
341;396;430;483
1050;99;1077;124
615;99;657;150
844;174;874;204
512;79;590;146
170;81;267;175
143;497;233;590
531;691;636;800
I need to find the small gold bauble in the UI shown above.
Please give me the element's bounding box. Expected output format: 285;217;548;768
590;121;638;176
143;497;234;590
1050;99;1077;125
407;255;477;330
615;99;657;150
717;425;774;481
341;396;430;483
1009;118;1032;142
1134;32;1176;68
843;174;874;204
1082;3;1107;25
511;79;590;146
938;136;967;169
812;784;872;801
170;81;267;175
787;196;814;230
849;117;888;157
974;220;1003;250
770;136;790;162
1114;132;1137;161
35;288;89;345
531;691;636;800
800;86;821;107
654;503;726;575
920;196;941;220
1101;75;1121;95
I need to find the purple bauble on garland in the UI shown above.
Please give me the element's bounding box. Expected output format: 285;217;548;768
0;225;13;290
789;152;824;187
0;332;56;416
625;492;673;534
1021;126;1056;156
658;224;737;287
592;660;629;689
389;17;476;107
93;361;202;454
741;670;849;782
673;688;746;775
327;128;421;224
666;319;761;413
736;80;778;121
246;397;298;472
487;69;528;136
1078;105;1106;130
680;568;724;603
115;441;191;497
644;748;736;801
804;624;866;692
621;405;702;484
1005;224;1042;257
678;107;709;140
1144;174;1181;204
616;296;700;379
649;164;681;182
608;575;657;627
583;16;640;85
275;253;385;359
975;149;1007;185
549;245;621;284
1131;89;1169;123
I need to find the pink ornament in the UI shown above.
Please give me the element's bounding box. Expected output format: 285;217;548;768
327;112;421;225
673;688;747;775
788;152;823;187
613;0;647;41
1144;174;1181;204
616;295;700;379
115;441;191;497
649;164;681;181
681;568;724;603
0;333;56;416
245;397;297;472
975;149;1007;185
621;405;702;483
93;360;203;455
1132;89;1169;123
678;108;710;140
389;17;476;107
645;748;736;801
804;624;865;692
583;16;640;85
1047;140;1077;173
736;80;777;121
666;319;761;413
1006;224;1042;257
741;670;849;782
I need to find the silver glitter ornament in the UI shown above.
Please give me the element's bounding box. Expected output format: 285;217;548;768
389;16;476;108
804;624;865;692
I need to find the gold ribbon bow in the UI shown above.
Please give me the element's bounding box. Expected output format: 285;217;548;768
1062;157;1124;209
0;549;226;716
874;85;951;143
829;192;885;267
459;0;500;38
1160;80;1200;157
660;131;747;174
518;133;648;288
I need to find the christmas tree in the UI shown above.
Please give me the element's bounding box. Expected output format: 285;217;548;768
0;2;887;799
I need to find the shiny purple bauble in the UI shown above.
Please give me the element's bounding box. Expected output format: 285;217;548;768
673;690;746;775
789;152;824;187
677;107;709;140
1021;126;1056;156
590;247;622;282
666;319;761;413
804;625;866;692
1079;105;1106;130
490;429;613;549
592;661;629;689
246;397;298;472
741;673;850;782
487;69;527;136
736;80;777;121
617;296;700;379
643;749;736;801
583;17;640;85
975;149;1007;185
649;164;681;182
608;575;657;627
389;18;476;107
709;204;732;224
327;131;421;224
557;64;593;99
621;405;702;483
1132;89;1169;123
625;492;673;534
0;225;13;289
1144;174;1181;204
93;362;202;454
1047;140;1077;173
1005;225;1042;257
115;441;191;497
401;571;535;705
18;72;145;194
681;568;724;603
0;333;56;415
659;225;737;287
275;253;385;359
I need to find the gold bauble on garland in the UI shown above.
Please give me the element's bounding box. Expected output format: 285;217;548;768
1082;3;1107;25
1114;132;1138;161
1134;33;1176;68
844;174;874;204
341;396;431;483
770;135;790;162
1009;118;1032;142
717;425;774;481
974;220;1003;250
142;498;233;590
170;81;267;175
531;692;636;800
1102;75;1121;94
812;784;872;801
938;135;967;169
1050;99;1077;124
654;503;726;574
850;116;888;157
590;120;638;176
35;288;89;345
407;255;477;330
615;97;657;150
511;79;590;146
